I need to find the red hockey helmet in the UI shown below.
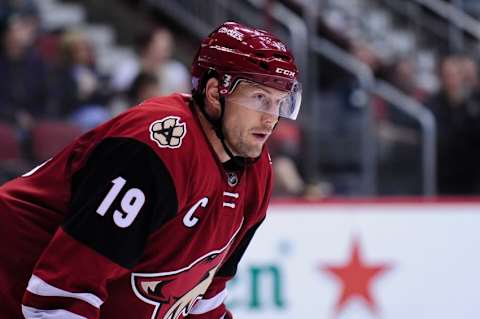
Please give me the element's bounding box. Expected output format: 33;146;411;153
192;21;302;120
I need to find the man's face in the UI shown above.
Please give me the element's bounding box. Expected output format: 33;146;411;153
5;16;37;50
222;81;287;158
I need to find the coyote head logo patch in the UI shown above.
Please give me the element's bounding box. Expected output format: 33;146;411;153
131;252;222;319
150;116;187;149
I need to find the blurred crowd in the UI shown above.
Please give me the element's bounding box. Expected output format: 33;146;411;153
266;0;480;197
0;0;190;183
1;0;480;197
372;53;480;195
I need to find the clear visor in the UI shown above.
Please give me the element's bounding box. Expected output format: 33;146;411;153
226;79;302;120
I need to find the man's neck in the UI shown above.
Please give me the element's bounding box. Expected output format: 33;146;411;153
193;102;231;163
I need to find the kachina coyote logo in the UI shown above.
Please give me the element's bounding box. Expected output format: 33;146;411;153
150;116;187;149
131;251;223;319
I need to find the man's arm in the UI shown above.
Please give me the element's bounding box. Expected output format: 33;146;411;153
21;137;178;318
188;220;264;319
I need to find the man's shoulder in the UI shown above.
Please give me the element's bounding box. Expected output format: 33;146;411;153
104;93;206;166
110;93;199;141
73;94;206;201
129;93;194;119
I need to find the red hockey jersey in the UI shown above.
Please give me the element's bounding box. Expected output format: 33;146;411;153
0;93;272;319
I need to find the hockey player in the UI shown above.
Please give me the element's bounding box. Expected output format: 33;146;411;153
0;21;302;318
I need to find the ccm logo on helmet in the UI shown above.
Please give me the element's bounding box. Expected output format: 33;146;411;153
218;27;244;41
275;67;295;78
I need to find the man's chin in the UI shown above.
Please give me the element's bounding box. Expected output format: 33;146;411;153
227;140;263;158
241;147;263;159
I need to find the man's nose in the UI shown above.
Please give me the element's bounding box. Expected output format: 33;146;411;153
261;111;278;128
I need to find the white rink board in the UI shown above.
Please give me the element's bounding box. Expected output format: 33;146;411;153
227;202;480;319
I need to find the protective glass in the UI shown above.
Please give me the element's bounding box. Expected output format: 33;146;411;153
226;79;302;120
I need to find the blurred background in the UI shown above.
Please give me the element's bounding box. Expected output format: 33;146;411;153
2;1;480;318
2;0;480;198
1;0;480;198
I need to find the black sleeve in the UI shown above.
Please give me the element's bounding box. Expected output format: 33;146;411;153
64;137;178;269
216;218;265;277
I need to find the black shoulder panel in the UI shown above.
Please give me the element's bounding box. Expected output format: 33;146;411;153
64;137;178;269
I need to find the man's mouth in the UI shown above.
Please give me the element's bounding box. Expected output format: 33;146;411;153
252;132;269;142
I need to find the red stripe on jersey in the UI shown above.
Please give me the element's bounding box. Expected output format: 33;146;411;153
22;290;98;318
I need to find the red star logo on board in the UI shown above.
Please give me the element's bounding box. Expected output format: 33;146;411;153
321;236;392;316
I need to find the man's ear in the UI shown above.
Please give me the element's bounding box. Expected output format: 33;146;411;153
204;78;222;119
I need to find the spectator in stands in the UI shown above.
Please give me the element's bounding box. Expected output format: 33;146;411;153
458;54;479;96
268;121;332;198
268;121;304;196
127;71;161;106
261;0;372;195
375;56;426;194
427;55;480;194
275;0;383;89
376;56;426;146
390;57;428;102
110;26;190;96
0;2;48;129
50;30;111;131
109;71;162;116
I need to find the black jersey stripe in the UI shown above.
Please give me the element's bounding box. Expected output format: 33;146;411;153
216;218;264;277
64;137;178;269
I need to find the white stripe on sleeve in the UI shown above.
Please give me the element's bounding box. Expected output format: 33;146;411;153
26;274;103;309
189;288;228;315
22;305;88;319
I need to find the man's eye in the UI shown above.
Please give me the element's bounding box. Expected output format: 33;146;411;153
253;93;267;101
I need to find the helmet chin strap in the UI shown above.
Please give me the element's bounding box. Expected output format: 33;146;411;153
192;86;248;169
216;96;250;169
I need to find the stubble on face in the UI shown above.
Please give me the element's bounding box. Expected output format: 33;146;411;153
224;124;263;158
223;105;275;158
221;81;284;158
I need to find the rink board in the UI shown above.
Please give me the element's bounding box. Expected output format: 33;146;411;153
227;200;480;319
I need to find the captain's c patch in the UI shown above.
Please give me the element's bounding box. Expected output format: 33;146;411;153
150;116;187;149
